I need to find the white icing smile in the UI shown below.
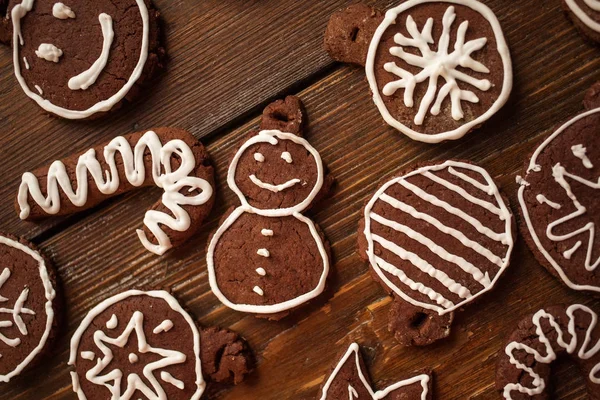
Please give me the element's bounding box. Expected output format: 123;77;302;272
249;174;301;193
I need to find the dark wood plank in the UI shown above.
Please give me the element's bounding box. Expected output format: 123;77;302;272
1;0;600;399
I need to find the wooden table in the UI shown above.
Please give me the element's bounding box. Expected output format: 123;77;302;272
0;0;599;398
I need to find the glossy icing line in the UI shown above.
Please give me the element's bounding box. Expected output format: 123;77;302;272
565;0;600;33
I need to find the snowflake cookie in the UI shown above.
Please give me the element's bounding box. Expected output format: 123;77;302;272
518;84;600;294
0;233;57;383
324;0;513;143
317;343;432;399
359;160;515;346
69;290;254;399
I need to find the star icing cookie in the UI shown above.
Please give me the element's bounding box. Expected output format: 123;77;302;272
3;0;164;119
359;160;514;346
324;0;512;143
518;88;600;293
563;0;600;44
318;343;432;399
496;304;600;399
69;290;254;399
0;233;57;383
207;96;334;319
16;128;215;256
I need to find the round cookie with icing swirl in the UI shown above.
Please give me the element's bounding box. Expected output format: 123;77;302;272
324;0;512;143
0;0;164;119
517;90;600;294
358;160;514;346
496;304;600;399
562;0;600;44
0;233;58;383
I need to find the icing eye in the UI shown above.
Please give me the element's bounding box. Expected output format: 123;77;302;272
53;3;76;19
254;152;265;162
281;152;293;164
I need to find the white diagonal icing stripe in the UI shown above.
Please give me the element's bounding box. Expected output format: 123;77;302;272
0;268;11;302
372;234;472;299
397;179;507;243
448;166;494;195
379;193;503;266
375;256;453;309
422;171;503;217
371;212;491;287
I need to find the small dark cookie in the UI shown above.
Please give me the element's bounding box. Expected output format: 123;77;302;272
324;1;512;143
68;290;254;399
358;160;515;346
517;87;600;293
1;0;165;119
496;304;600;399
317;343;432;399
562;0;600;44
0;233;58;383
16;127;215;256
207;96;334;320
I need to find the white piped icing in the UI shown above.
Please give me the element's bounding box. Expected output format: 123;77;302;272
128;353;138;364
319;343;430;400
106;314;118;329
34;85;42;95
255;268;266;276
364;160;513;315
365;0;512;143
257;248;270;257
0;235;55;383
17;130;213;256
502;304;600;399
22;57;29;70
249;174;301;193
35;43;62;62
52;2;75;19
281;151;293;163
572;144;594;169
536;194;561;210
254;152;265;162
565;0;600;33
206;129;329;314
68;13;114;91
518;108;600;293
80;351;95;361
11;0;150;119
153;319;173;334
68;290;205;400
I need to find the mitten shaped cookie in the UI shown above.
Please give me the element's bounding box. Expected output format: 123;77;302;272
324;0;512;143
0;0;165;119
207;96;334;320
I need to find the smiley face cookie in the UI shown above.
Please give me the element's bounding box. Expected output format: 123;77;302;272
207;96;334;320
324;0;513;143
2;0;164;119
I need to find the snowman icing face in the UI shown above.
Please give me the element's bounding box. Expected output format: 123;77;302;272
11;0;149;119
228;130;324;216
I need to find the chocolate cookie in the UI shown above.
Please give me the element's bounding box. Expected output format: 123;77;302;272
358;160;515;346
517;88;600;293
562;0;600;44
0;233;58;383
324;0;512;143
1;0;164;119
207;96;334;320
496;304;600;399
318;343;432;399
17;127;215;256
69;289;253;399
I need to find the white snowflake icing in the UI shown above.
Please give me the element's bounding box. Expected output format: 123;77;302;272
382;6;492;125
0;267;35;349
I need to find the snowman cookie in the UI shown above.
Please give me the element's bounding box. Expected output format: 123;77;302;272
318;343;432;399
206;96;334;320
69;290;253;399
0;233;58;383
518;85;600;294
563;0;600;44
324;0;512;143
0;0;164;119
17;127;215;256
359;160;515;346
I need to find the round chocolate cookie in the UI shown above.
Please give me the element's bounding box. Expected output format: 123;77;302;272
324;0;512;143
496;304;600;399
358;160;515;345
562;0;600;44
517;94;600;293
3;0;164;119
317;343;432;399
0;233;58;383
69;290;205;399
207;97;333;319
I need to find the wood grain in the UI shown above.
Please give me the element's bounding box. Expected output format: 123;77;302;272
1;0;599;399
